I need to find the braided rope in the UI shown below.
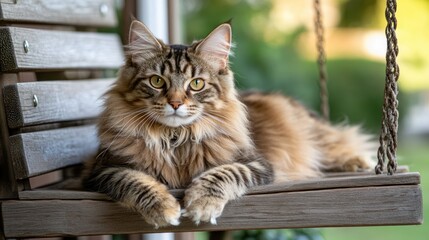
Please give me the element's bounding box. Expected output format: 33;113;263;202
314;0;330;120
375;0;400;175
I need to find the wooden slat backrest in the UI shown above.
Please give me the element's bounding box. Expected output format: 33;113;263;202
3;79;114;128
0;0;123;184
9;125;99;179
0;27;124;72
0;0;117;27
4;79;114;179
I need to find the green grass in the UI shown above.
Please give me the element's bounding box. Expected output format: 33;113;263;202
323;139;428;240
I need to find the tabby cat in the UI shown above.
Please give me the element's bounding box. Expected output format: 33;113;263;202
83;20;374;228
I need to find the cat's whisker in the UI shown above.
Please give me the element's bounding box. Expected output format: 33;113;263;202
113;111;148;135
98;109;148;138
121;110;161;144
127;111;154;134
136;111;159;134
135;112;154;133
141;111;158;128
100;111;149;156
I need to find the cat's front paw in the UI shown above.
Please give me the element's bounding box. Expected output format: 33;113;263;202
136;191;181;228
182;185;228;225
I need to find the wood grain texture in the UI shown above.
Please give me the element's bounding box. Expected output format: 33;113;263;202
0;27;124;72
19;190;109;201
0;0;116;27
18;189;186;201
3;79;114;128
325;165;409;177
9;125;99;179
246;172;420;195
17;172;421;200
2;185;423;237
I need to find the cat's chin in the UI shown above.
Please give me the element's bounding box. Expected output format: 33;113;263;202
158;115;199;128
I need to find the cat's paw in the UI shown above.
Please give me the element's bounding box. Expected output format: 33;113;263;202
182;186;228;225
342;156;372;172
137;192;181;228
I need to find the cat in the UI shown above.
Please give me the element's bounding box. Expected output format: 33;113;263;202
82;20;375;228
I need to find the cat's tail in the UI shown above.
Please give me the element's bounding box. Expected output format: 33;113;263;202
315;123;377;173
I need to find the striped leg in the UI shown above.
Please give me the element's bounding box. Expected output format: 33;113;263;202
84;167;181;228
183;157;273;224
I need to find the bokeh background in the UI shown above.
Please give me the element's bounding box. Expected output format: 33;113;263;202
178;0;428;239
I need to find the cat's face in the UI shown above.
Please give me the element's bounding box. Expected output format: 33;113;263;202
117;21;234;128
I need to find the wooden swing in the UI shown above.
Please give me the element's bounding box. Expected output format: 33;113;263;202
0;0;422;238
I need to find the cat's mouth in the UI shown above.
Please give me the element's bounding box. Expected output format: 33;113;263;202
167;111;187;117
164;109;189;120
157;104;201;127
159;114;200;127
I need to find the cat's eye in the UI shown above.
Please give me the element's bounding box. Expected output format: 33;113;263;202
149;75;166;89
189;78;205;91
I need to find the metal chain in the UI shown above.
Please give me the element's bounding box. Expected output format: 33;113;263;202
375;0;400;175
314;0;330;120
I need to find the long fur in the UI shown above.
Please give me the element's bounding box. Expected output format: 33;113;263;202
82;21;375;228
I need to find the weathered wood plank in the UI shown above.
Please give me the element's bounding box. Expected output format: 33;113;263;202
18;189;186;201
19;190;108;201
3;79;114;128
2;185;422;237
0;0;116;27
247;172;420;195
324;165;409;177
9;125;99;179
17;172;421;200
0;27;124;72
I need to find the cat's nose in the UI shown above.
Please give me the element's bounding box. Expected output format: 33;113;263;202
169;100;183;110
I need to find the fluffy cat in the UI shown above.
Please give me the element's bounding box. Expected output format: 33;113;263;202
83;20;374;228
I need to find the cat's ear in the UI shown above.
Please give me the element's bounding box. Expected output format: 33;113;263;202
195;23;232;70
128;20;163;51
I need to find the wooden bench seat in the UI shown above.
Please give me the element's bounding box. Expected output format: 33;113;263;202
0;0;423;239
2;173;422;238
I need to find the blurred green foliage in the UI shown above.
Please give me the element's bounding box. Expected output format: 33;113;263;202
182;0;408;134
338;0;379;27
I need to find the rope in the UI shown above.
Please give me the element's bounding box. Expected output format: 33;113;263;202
314;0;330;120
375;0;400;175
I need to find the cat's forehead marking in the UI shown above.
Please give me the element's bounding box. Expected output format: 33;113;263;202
165;44;191;74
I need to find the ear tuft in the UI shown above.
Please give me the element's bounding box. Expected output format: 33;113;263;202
195;23;232;70
125;20;164;63
128;20;163;50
